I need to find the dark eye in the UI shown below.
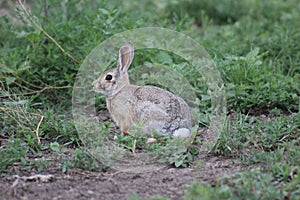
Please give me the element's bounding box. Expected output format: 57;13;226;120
105;74;113;81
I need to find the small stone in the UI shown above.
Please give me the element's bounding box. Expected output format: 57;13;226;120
146;138;157;144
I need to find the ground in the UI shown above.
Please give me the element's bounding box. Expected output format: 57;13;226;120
0;110;251;200
0;155;250;200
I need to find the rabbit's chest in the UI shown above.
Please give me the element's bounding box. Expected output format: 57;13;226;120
106;95;136;126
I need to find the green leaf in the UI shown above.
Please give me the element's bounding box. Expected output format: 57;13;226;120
175;159;183;167
50;142;60;152
0;64;14;73
246;47;260;60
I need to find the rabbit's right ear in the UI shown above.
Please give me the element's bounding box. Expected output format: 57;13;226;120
118;42;134;74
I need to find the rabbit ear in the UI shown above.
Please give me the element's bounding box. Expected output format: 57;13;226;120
118;42;134;74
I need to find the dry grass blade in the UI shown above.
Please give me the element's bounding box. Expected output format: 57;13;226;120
0;86;84;98
16;0;81;64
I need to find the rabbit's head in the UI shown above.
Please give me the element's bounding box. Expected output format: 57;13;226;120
93;42;134;97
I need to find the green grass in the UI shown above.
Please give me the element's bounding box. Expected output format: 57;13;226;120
0;0;299;199
184;168;292;200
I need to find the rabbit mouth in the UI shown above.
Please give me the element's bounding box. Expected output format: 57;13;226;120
93;85;106;95
94;88;112;97
92;82;105;94
93;83;114;97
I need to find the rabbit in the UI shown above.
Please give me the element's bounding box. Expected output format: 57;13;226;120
93;42;192;138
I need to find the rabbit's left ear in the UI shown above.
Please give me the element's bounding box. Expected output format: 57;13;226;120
118;42;134;74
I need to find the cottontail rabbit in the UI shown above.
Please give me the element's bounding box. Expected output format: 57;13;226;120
93;42;192;137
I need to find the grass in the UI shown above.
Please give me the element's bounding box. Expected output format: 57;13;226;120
0;0;299;199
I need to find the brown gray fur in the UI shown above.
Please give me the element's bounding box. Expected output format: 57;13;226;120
93;42;192;137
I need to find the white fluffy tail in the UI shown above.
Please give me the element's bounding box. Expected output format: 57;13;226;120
173;128;190;138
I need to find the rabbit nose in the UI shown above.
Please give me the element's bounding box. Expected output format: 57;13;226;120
92;80;98;86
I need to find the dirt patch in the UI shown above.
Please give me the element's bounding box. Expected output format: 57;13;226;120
0;110;253;199
0;154;250;200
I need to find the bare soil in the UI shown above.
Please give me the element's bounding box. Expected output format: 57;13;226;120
0;110;253;200
1;156;251;200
